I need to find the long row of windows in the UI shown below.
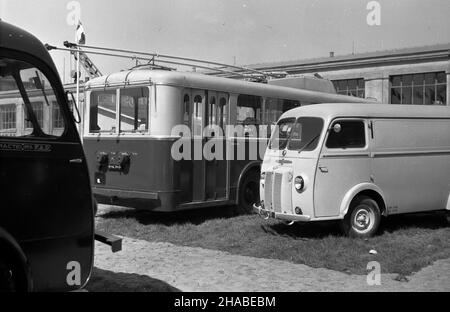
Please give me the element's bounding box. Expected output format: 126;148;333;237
332;72;447;105
0;101;65;136
182;92;301;137
390;72;446;105
333;79;365;98
89;86;302;137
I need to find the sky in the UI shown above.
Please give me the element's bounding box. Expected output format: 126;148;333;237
1;0;449;83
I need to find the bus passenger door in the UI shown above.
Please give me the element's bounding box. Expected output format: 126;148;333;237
191;90;206;201
204;92;228;200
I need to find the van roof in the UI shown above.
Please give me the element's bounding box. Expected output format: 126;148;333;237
282;103;450;120
85;69;373;104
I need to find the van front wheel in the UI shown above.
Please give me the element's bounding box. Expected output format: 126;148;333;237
341;196;381;238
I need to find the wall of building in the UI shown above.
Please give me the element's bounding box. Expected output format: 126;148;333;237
297;60;450;105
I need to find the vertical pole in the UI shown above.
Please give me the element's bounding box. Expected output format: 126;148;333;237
76;47;81;133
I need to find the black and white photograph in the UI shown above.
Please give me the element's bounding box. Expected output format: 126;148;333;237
0;0;449;302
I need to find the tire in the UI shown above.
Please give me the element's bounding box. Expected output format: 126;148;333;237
236;170;260;215
0;257;17;292
340;195;381;238
445;211;450;226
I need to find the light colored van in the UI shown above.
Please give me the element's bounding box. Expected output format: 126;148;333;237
254;103;450;237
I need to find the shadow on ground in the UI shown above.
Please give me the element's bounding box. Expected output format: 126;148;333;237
85;267;180;292
98;204;239;226
262;211;449;239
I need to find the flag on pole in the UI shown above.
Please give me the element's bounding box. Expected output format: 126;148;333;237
76;20;86;45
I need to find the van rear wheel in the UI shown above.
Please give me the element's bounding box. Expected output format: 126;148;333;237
340;196;381;238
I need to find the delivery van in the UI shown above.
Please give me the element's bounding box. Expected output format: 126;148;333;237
254;103;450;237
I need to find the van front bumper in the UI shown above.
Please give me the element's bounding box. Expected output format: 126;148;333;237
253;204;311;222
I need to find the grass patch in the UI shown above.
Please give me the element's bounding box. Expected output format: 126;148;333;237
96;205;450;276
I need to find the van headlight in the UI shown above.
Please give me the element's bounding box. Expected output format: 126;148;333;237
294;176;304;192
260;172;265;188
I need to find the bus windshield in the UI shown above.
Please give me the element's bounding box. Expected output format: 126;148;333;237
269;117;324;151
89;87;149;134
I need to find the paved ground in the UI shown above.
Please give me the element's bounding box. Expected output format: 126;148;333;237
87;236;450;292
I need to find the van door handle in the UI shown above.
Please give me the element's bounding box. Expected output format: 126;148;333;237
69;158;83;164
319;165;328;173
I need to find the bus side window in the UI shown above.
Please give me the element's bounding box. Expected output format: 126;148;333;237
119;87;149;133
192;94;203;136
236;94;262;137
264;98;300;137
207;95;227;135
326;120;366;149
218;97;227;130
183;94;190;127
208;96;216;126
90;90;116;133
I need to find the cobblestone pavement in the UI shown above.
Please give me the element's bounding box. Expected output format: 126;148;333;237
88;237;450;292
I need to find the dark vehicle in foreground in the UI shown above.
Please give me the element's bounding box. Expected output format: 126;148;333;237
0;20;120;291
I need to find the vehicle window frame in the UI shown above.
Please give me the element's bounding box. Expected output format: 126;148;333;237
0;48;73;141
324;118;368;150
287;116;324;151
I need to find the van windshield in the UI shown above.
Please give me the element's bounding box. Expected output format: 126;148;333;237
0;57;66;137
269;117;324;151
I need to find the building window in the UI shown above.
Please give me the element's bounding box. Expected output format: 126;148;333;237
25;101;44;128
0;104;17;136
332;79;365;98
390;72;446;105
52;101;65;129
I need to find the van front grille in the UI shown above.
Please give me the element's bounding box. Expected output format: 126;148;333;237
273;172;283;213
263;169;292;214
264;172;273;210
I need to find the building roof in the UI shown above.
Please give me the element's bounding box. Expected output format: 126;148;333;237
249;43;450;73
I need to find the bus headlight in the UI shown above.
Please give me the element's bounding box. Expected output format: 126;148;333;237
294;176;304;192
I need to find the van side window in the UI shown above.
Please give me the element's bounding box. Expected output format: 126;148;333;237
326;120;366;149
